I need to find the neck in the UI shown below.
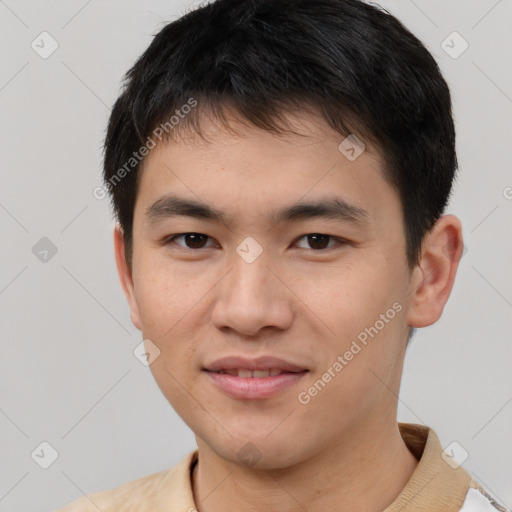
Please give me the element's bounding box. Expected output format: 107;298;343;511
191;419;419;512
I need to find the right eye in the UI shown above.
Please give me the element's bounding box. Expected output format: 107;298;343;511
164;233;217;250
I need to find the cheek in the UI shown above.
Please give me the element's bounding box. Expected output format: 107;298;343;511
296;260;400;338
133;256;207;365
298;259;408;388
133;258;197;338
297;306;407;433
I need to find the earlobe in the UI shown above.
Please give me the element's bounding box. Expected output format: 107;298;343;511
407;214;464;328
113;224;142;331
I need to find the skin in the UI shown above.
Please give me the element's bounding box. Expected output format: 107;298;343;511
114;108;464;512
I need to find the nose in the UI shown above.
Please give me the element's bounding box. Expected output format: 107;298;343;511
210;251;294;337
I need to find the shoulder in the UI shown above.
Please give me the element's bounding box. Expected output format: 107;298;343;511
53;450;198;512
54;468;171;512
460;485;510;512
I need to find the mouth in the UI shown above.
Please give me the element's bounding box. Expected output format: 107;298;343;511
207;368;300;378
203;356;309;399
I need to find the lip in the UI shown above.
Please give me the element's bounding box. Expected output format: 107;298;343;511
205;371;308;400
203;355;309;400
204;355;308;373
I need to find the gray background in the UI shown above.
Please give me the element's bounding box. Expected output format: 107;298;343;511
0;1;510;511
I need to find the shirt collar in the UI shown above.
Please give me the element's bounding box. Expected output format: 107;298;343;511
384;422;471;511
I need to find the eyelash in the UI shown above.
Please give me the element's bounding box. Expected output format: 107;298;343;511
163;233;349;251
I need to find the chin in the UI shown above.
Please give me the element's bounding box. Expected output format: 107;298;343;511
204;434;307;470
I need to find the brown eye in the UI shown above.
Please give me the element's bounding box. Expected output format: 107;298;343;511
308;234;330;250
295;233;344;250
167;233;213;249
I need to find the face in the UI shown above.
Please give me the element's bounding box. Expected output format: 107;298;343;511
118;110;418;469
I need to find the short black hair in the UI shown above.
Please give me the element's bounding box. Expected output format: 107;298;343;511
103;0;457;278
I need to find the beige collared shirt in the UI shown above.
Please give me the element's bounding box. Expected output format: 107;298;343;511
54;423;508;512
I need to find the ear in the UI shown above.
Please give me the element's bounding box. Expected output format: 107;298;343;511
407;214;464;328
113;224;142;331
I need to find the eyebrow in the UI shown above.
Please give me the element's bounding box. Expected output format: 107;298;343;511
145;193;370;228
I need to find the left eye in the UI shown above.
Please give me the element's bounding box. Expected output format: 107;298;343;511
294;233;343;250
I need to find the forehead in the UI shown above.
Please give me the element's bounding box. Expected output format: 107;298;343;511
133;109;400;232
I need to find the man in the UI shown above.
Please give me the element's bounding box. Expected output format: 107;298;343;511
56;0;508;510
